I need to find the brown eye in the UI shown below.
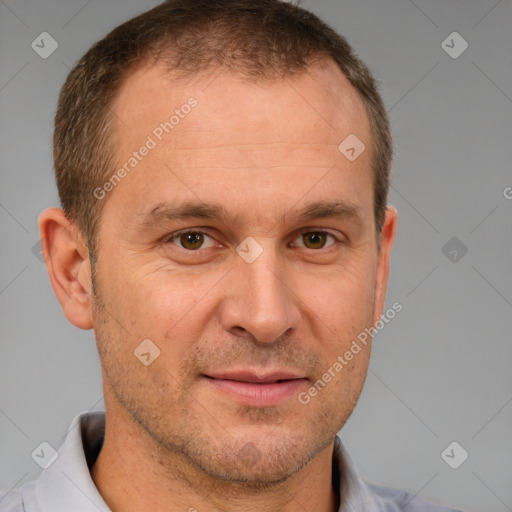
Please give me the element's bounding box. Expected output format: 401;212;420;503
165;231;214;250
162;230;219;258
179;232;205;250
303;232;327;249
293;231;337;250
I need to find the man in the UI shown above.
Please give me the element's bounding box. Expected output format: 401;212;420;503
0;1;462;511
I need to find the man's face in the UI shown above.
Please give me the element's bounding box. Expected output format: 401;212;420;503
90;60;393;484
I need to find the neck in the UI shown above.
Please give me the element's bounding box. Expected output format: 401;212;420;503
91;406;339;512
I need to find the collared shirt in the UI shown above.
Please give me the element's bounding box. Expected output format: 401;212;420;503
0;411;462;512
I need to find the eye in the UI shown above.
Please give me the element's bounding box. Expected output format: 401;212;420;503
166;231;217;250
292;230;338;250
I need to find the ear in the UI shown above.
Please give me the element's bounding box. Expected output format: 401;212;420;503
38;208;94;330
373;205;398;324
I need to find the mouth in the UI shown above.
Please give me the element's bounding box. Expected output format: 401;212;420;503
202;369;308;407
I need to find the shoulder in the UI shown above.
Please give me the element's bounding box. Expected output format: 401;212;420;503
0;489;25;512
367;482;464;512
0;411;107;512
333;436;464;512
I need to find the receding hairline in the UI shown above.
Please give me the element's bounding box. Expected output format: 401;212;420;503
109;52;371;138
53;0;392;260
91;55;380;258
113;50;363;108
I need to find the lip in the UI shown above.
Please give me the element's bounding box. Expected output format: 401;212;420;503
205;369;306;383
203;369;308;407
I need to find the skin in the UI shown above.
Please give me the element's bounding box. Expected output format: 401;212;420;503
39;58;397;512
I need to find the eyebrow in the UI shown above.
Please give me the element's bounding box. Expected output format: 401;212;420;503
137;199;365;231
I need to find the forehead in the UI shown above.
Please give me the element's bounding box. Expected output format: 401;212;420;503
113;58;371;147
104;59;374;230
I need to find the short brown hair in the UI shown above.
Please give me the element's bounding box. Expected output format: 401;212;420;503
54;0;392;260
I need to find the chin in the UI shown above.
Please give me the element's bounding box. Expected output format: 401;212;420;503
171;426;331;487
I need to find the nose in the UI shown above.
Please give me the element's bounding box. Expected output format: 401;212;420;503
219;243;301;344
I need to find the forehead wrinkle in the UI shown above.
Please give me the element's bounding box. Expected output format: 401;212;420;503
159;143;345;170
145;147;356;188
171;142;338;151
168;164;337;173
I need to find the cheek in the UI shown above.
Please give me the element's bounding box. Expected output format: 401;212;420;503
296;257;377;326
105;266;220;360
98;240;377;352
291;259;377;396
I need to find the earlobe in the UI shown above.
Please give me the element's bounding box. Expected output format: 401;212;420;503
38;208;94;330
373;205;398;324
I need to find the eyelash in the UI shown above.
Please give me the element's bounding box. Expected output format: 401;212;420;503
162;228;342;251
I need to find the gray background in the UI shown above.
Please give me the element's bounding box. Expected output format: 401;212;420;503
1;1;511;511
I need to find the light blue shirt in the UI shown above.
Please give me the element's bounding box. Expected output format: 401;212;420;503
0;411;462;512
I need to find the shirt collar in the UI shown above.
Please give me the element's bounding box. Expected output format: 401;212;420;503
30;411;110;512
332;436;385;511
27;411;383;512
